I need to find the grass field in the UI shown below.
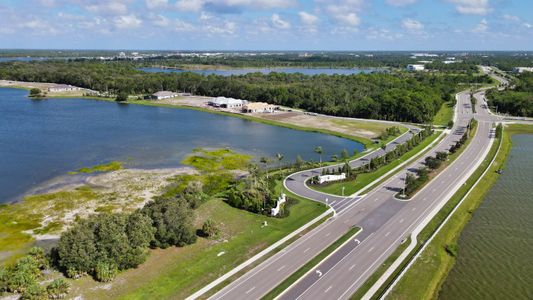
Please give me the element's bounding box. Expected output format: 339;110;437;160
264;226;361;300
386;124;533;300
68;191;326;299
311;131;440;196
432;101;455;126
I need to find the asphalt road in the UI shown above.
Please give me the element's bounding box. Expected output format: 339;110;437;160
209;91;497;300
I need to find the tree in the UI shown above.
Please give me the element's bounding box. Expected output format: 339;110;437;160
202;218;220;238
447;120;454;129
341;149;349;160
260;156;271;179
295;155;304;170
314;146;323;165
116;92;128;102
142;198;197;248
95;261;118;283
276;153;284;174
29;88;42;98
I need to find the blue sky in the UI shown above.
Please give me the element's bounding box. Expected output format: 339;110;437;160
0;0;532;50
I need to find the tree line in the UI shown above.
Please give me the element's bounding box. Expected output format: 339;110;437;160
0;61;491;123
486;72;533;117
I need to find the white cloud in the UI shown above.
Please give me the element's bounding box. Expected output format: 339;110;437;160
114;14;142;29
271;13;291;29
214;0;295;9
335;13;360;26
386;0;417;6
37;0;57;7
145;0;168;9
298;11;318;26
472;18;488;33
205;21;236;35
176;0;205;11
325;0;363;27
402;18;424;31
523;23;532;29
502;14;520;22
447;0;490;15
84;1;129;15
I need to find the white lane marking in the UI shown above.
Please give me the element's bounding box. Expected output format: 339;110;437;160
412;207;416;211
385;231;391;237
245;287;256;294
399;218;404;224
368;247;375;252
422;197;427;201
325;232;331;237
354;239;360;245
325;286;332;293
374;198;378;202
432;188;436;192
303;247;310;253
349;264;356;271
277;265;286;272
316;270;322;277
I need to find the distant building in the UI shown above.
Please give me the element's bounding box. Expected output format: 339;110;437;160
47;84;80;92
513;67;533;73
407;64;425;71
243;102;277;113
208;97;247;109
150;91;179;100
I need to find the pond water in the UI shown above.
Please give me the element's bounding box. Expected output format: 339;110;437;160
439;134;533;300
138;67;379;76
0;88;363;203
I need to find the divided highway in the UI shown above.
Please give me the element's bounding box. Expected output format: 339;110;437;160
209;90;497;300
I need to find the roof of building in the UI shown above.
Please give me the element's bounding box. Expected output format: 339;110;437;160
49;84;77;89
244;102;276;109
210;97;247;105
153;91;178;97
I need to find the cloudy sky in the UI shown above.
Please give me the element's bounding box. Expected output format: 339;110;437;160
0;0;532;50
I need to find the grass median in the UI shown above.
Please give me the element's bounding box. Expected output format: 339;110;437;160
263;226;362;300
311;131;440;196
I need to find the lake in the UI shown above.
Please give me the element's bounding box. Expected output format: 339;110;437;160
0;88;363;203
138;67;379;76
438;134;533;300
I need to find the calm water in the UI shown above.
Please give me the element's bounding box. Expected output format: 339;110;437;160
0;88;363;203
138;67;379;76
439;135;533;300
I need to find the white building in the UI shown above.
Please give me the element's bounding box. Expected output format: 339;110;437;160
151;91;179;100
47;84;81;92
243;102;277;113
318;173;346;184
513;67;533;73
208;97;248;109
407;64;425;71
271;194;286;216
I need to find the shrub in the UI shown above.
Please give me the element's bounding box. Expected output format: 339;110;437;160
445;244;458;257
29;88;42;97
115;92;128;102
95;262;118;283
202;219;220;238
46;278;70;299
20;283;46;300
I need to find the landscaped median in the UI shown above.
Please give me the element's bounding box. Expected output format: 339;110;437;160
310;129;440;196
351;123;502;300
263;226;362;300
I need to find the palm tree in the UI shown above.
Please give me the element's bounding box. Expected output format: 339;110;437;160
314;146;323;166
260;156;271;179
276;153;284;174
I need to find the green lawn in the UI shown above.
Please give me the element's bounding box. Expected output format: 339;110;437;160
264;226;361;300
432;101;455;126
311;131;441;196
69;193;326;299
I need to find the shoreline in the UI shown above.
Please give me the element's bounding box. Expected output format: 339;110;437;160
0;83;392;147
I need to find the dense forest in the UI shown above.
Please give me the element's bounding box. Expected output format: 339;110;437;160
486;72;533;117
0;61;492;123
